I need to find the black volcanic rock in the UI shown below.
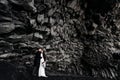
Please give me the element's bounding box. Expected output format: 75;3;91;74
0;22;15;34
0;0;120;80
7;34;24;43
9;0;37;12
33;32;43;40
0;0;11;20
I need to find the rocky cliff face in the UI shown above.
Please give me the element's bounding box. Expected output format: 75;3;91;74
0;0;120;80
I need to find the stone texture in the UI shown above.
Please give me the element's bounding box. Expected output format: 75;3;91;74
0;22;15;34
9;0;36;12
33;32;43;40
0;0;120;80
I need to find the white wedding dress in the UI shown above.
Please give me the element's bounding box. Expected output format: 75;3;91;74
38;53;47;77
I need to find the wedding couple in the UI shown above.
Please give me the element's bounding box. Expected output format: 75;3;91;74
33;48;47;77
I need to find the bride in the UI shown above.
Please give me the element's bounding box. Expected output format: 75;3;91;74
38;48;47;77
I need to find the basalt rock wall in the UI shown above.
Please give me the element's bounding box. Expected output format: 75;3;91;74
0;0;120;80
